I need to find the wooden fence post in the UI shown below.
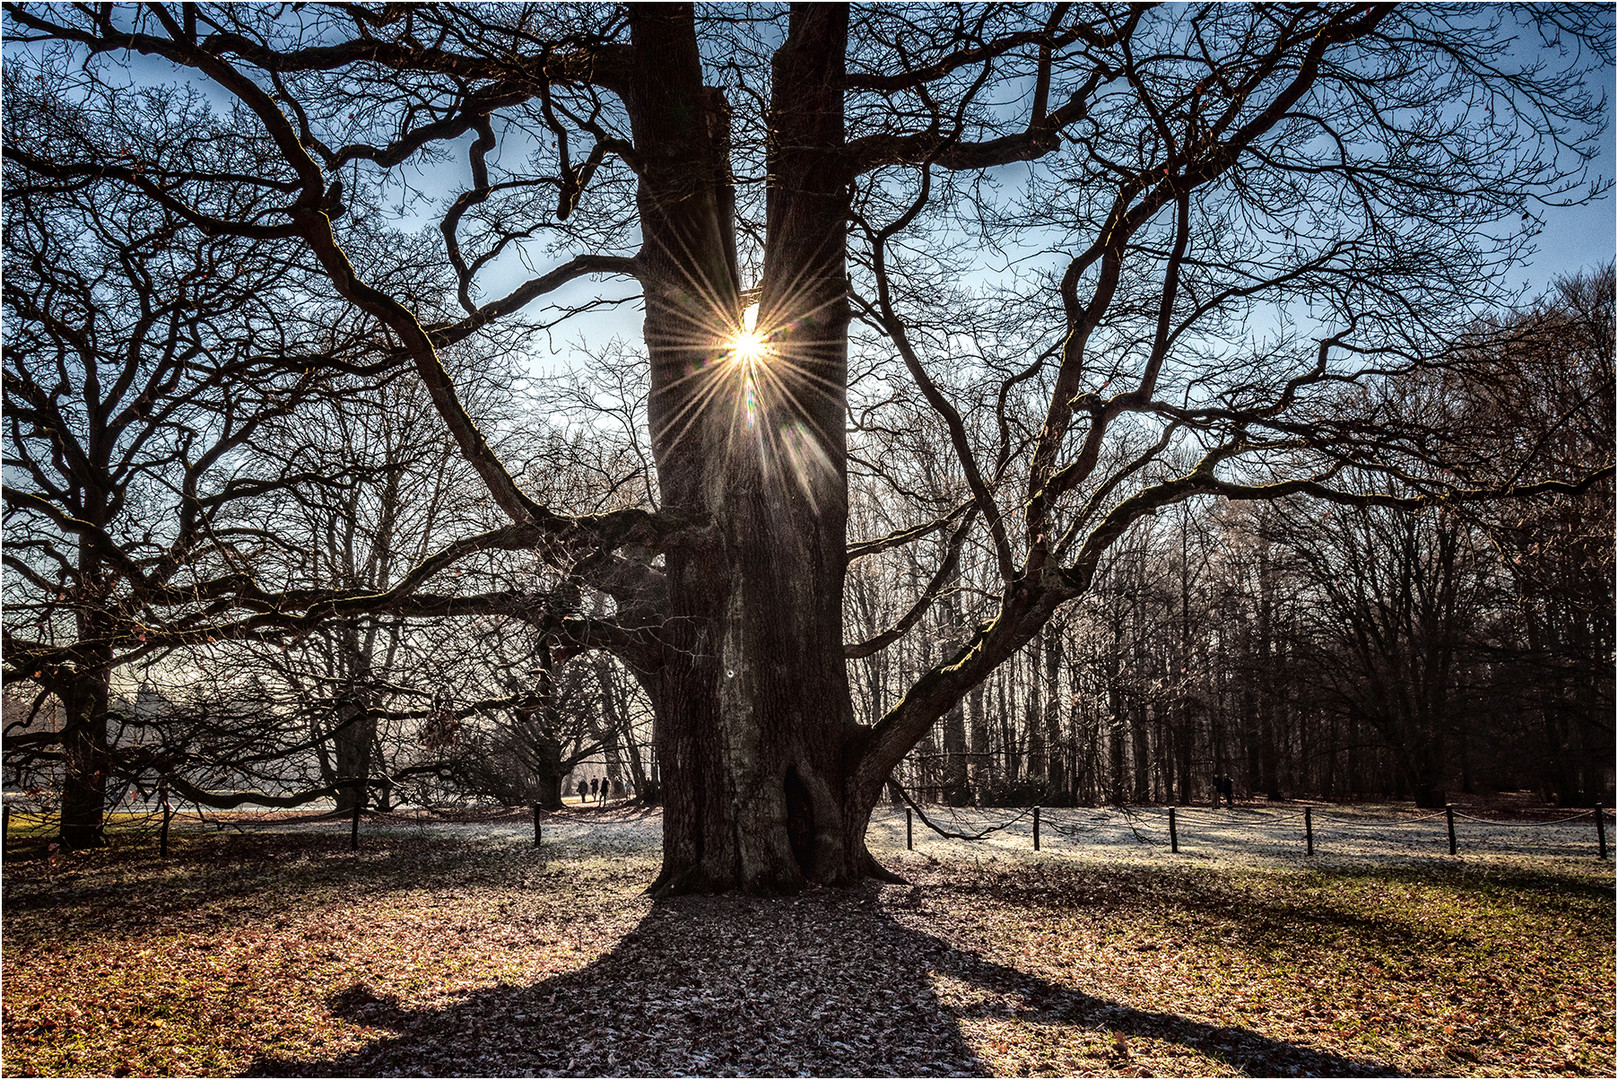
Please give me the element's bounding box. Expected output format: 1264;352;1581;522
2;802;10;852
1596;802;1607;860
350;781;362;851
1304;806;1314;856
1445;804;1457;856
159;779;172;858
532;804;543;848
1033;806;1041;851
906;808;913;850
1168;806;1178;853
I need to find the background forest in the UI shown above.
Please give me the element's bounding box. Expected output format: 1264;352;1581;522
876;274;1615;811
7;270;1611;817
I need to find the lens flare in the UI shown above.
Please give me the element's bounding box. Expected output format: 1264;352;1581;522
728;302;767;369
643;230;847;521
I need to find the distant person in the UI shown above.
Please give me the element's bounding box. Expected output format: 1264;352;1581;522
590;777;600;802
1223;775;1235;809
576;779;588;804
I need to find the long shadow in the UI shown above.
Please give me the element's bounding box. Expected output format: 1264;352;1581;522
926;935;1398;1078
245;885;1397;1078
941;857;1614;957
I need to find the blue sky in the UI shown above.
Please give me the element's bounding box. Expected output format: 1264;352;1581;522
7;5;1612;374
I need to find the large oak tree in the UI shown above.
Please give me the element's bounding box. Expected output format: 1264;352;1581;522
3;3;1610;889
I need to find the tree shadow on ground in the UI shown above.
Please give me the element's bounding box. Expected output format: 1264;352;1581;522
936;855;1614;958
246;885;1399;1078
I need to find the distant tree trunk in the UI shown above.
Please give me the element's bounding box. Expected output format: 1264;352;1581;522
1131;702;1151;804
1108;712;1127;805
916;729;941;799
600;710;625;789
998;671;1020;788
1153;700;1173;804
1173;512;1197;805
1241;686;1260;802
601;658;651;800
1404;717;1447;808
1068;652;1097;805
1025;647;1046;799
372;733;393;811
625;667;661;804
1106;614;1127;803
967;682;989;803
532;765;565;811
1321;709;1337;799
1174;698;1195;806
941;701;969;805
1042;628;1067;803
1256;544;1283;801
525;721;566;811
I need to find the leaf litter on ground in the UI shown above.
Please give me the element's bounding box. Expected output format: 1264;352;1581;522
1;804;1613;1077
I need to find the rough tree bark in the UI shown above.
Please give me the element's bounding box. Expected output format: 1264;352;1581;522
57;655;111;850
329;699;374;814
628;6;877;894
57;497;114;848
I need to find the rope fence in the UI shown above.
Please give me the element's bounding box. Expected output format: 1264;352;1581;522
873;799;1615;863
3;792;1614;864
0;784;574;856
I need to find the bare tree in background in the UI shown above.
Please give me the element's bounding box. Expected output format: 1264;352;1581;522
1;85;352;845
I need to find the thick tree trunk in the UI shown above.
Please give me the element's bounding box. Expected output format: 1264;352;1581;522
532;769;565;812
59;542;113;850
619;4;1093;890
58;657;110;850
331;699;374;813
628;5;878;894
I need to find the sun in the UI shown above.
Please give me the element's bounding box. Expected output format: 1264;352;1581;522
727;302;767;369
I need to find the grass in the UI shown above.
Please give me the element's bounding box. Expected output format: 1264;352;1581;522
1;812;1612;1077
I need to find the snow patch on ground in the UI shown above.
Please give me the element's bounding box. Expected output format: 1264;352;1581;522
319;802;1612;872
867;803;1613;871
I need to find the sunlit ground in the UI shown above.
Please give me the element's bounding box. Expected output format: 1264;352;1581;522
1;806;1612;1077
